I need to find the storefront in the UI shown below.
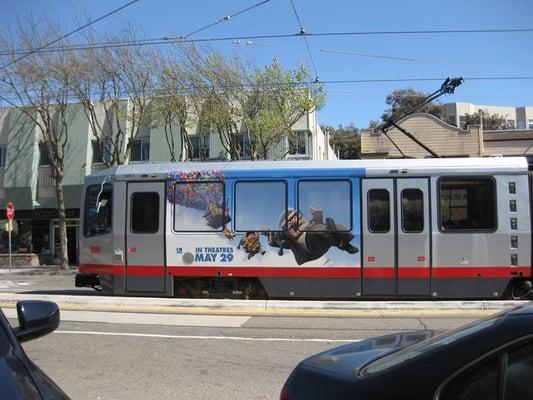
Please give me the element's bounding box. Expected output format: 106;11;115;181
0;208;80;265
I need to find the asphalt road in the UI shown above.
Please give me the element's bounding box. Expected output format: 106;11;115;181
9;310;479;400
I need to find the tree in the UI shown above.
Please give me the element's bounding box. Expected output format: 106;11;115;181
151;49;194;162
70;25;158;166
181;47;247;160
0;17;74;269
463;111;508;130
323;124;361;159
243;59;325;160
381;88;451;124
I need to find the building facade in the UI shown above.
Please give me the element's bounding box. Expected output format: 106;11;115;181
0;101;334;264
361;113;533;159
445;102;533;130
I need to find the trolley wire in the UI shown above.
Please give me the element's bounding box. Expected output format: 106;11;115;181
1;27;531;57
288;0;319;81
232;40;415;62
180;0;270;39
0;0;140;70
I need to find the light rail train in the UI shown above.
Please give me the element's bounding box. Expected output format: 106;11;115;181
76;157;532;299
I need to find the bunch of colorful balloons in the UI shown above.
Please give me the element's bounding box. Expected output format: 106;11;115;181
166;170;225;210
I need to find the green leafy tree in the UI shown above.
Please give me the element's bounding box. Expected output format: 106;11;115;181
323;124;361;159
243;59;326;160
463;111;508;130
381;88;451;124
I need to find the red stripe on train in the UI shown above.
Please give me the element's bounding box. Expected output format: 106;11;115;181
79;264;531;279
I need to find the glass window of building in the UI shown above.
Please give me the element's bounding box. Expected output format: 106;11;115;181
0;146;6;168
92;140;112;164
131;138;150;162
289;131;310;156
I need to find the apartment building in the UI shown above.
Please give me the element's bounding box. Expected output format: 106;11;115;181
445;102;533;130
0;101;334;264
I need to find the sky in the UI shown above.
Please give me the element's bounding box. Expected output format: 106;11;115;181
1;0;532;128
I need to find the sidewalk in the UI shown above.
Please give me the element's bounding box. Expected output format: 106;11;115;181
0;292;528;316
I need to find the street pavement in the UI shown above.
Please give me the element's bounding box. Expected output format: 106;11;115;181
0;266;528;399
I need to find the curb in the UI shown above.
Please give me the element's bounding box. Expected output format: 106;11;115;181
0;293;528;315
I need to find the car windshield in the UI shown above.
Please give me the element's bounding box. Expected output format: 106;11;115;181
360;311;506;375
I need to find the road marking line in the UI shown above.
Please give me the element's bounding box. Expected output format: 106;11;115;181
55;330;359;343
3;308;251;327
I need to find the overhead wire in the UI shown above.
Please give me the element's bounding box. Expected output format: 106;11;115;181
0;0;140;70
2;28;530;57
289;0;319;80
180;0;270;39
232;40;415;62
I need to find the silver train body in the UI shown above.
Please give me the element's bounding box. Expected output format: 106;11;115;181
76;157;532;299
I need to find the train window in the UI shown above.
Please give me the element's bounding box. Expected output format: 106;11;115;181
84;184;112;237
131;192;159;233
234;181;286;232
401;189;424;233
368;189;390;233
297;180;351;232
439;178;496;231
173;181;225;232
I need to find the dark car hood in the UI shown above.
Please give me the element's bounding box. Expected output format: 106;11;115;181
301;330;437;378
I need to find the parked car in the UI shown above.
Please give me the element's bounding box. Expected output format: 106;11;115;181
281;302;533;400
0;300;69;399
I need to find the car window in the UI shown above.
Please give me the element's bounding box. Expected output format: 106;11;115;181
505;343;533;400
361;313;504;375
439;355;499;400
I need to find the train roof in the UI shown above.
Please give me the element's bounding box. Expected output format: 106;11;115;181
88;157;528;181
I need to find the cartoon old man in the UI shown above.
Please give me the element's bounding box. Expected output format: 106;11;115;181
268;207;358;265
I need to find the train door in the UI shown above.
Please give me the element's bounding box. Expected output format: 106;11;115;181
362;178;430;296
125;182;166;293
396;178;430;296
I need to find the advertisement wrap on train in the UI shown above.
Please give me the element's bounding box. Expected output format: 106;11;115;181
76;157;532;300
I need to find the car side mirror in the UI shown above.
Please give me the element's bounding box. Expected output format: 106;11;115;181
14;301;60;343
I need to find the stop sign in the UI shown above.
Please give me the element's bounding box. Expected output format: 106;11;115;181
6;202;14;221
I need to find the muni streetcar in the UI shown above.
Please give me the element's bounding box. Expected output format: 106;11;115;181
76;157;532;299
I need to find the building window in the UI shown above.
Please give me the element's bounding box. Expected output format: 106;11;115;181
131;192;159;233
239;134;255;158
173;181;225;232
234;181;287;232
92;140;112;164
84;184;112;237
39;142;51;166
368;189;390;233
439;177;496;231
289;131;310;156
517;119;526;129
130;138;150;162
528;120;533;129
190;135;209;160
0;146;6;168
459;116;467;130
